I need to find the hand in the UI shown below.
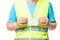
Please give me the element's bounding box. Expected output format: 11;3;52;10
38;17;48;26
16;17;28;26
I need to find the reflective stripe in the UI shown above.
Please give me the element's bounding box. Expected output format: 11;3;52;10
31;27;48;32
15;27;30;33
15;27;48;33
15;38;28;40
15;38;48;40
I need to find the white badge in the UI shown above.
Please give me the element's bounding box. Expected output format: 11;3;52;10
28;18;38;26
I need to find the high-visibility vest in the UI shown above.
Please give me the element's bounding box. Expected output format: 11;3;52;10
15;0;49;40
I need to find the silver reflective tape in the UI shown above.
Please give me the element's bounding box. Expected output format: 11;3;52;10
15;38;29;40
31;38;49;40
18;28;30;31
15;27;48;33
31;27;48;32
15;38;48;40
15;28;30;33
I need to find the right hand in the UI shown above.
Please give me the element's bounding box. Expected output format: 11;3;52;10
38;17;48;26
16;17;28;26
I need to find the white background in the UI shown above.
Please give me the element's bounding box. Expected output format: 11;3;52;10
0;0;60;40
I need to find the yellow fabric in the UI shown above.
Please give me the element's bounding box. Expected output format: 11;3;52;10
15;0;49;38
15;0;48;18
15;0;49;29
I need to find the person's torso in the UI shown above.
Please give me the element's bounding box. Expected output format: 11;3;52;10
15;0;49;40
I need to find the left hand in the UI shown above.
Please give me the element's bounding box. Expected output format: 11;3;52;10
38;17;49;26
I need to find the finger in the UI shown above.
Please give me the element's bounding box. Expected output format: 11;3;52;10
17;21;22;26
22;20;27;23
43;17;48;21
18;18;28;21
39;17;48;21
40;21;46;24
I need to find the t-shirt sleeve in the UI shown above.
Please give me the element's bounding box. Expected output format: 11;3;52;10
8;4;17;22
48;3;56;22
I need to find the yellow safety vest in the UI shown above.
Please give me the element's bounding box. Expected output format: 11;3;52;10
15;0;49;40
